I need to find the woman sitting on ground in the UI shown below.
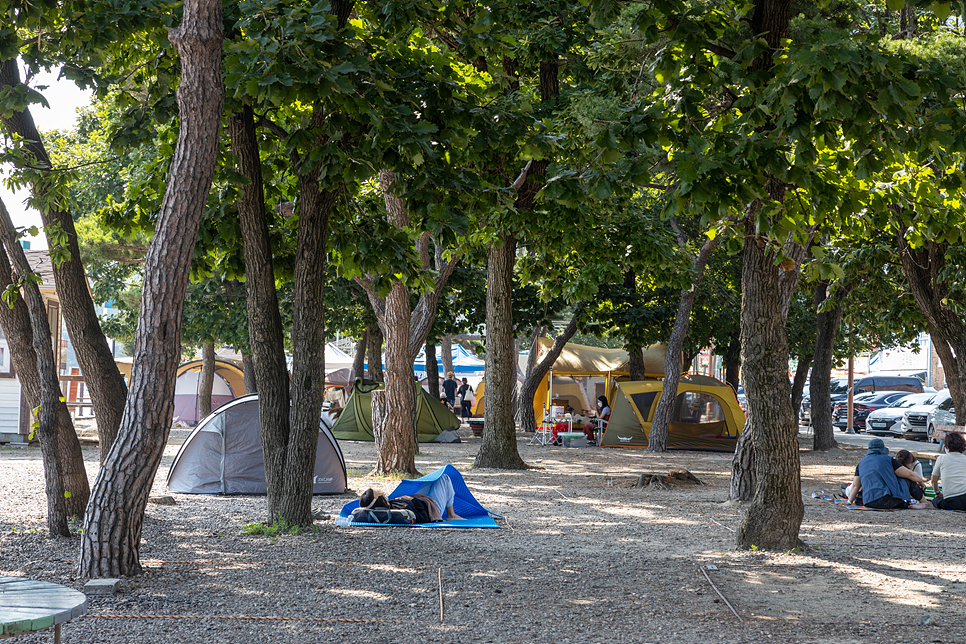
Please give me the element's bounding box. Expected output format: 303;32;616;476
847;438;929;509
931;431;966;511
894;449;926;503
359;474;464;523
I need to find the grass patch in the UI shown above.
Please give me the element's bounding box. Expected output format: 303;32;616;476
241;518;320;537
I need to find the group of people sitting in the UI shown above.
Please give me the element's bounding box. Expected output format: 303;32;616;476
845;435;966;510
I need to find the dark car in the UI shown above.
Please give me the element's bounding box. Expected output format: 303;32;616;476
831;391;912;432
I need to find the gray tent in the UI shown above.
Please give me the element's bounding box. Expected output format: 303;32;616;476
167;394;347;495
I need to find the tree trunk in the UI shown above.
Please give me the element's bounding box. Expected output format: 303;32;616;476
723;332;741;390
517;310;583;434
197;341;215;419
79;0;223;576
475;234;526;469
242;352;257;394
790;351;812;424
648;235;717;452
0;60;128;463
927;324;961;407
230;104;291;519
811;280;848;451
349;331;367;388
729;428;755;501
514;326;544;425
367;324;384;381
734;220;803;550
426;342;440;397
627;346;646;381
0;204;89;532
441;335;454;377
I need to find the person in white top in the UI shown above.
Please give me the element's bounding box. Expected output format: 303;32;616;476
931;431;966;511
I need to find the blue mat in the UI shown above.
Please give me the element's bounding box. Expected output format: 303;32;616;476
337;465;501;528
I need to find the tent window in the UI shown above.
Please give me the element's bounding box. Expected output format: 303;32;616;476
629;391;658;421
671;392;724;424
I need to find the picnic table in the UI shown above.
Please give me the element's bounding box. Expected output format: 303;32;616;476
0;576;87;642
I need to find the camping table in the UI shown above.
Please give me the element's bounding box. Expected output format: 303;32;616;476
0;576;87;642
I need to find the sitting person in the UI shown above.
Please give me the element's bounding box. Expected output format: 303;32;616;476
848;438;929;509
895;449;925;502
359;473;464;522
931;431;966;511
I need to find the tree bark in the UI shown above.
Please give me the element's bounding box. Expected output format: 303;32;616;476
242;352;257;394
790;351;812;425
425;341;440;397
514;326;544;425
349;331;367;388
0;202;89;533
197;341;215;419
366;324;384;381
79;0;223;576
810;280;849;451
516;310;583;434
0;60;128;463
230;105;292;519
441;335;454;377
648;235;717;452
734;219;803;550
475;234;527;469
729;428;756;501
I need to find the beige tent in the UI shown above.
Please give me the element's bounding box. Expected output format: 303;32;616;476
528;339;671;421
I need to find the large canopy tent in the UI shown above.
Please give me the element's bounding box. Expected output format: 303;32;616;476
526;339;670;422
330;378;461;442
166;394;348;495
600;375;744;451
413;343;486;378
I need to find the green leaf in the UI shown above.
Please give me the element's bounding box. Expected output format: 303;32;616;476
886;0;905;10
64;491;72;499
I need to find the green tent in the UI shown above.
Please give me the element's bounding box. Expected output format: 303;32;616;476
330;378;461;442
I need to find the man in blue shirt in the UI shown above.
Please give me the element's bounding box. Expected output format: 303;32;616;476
848;438;929;509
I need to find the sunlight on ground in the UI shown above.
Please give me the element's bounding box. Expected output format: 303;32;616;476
325;588;394;601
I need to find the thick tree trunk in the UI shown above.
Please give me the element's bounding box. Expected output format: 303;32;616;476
723;332;741;390
349;332;367;387
242;352;257;394
514;326;544;424
648;235;717;452
517;311;583;434
367;324;384;381
729;428;756;501
79;0;223;576
0;204;89;533
0;60;128;463
230;105;291;519
810;281;847;450
627;347;646;381
426;342;440;397
440;335;454;377
197;341;215;419
475;234;526;469
928;324;961;405
734;222;803;550
282;172;336;524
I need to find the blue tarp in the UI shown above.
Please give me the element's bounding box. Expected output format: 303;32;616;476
337;465;501;528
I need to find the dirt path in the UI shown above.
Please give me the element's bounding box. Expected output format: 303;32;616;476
2;432;965;643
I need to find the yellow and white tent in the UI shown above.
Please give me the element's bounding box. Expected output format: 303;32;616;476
600;375;744;452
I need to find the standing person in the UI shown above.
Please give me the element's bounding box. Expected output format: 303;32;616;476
931;431;966;511
442;371;459;411
458;377;474;420
847;438;929;509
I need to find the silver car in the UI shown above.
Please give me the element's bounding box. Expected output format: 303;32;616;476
865;392;934;437
901;390;951;441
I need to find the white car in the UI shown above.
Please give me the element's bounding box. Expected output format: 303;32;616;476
900;390;952;441
865;392;935;437
925;392;957;443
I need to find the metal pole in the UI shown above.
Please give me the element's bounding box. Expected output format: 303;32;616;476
847;356;855;434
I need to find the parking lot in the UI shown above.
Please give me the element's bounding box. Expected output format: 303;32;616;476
799;425;941;454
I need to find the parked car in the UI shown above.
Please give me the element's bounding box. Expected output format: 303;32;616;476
925;392;957;444
866;392;937;437
901;389;952;441
831;391;913;432
800;375;924;426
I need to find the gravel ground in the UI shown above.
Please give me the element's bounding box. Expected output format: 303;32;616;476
3;427;966;643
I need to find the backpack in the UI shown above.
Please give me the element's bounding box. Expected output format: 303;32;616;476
349;507;415;525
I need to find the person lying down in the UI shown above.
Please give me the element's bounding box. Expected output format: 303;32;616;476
359;473;465;523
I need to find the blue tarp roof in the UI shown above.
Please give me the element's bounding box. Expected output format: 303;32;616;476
337;465;500;528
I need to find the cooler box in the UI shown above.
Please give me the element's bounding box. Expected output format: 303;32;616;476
560;432;587;448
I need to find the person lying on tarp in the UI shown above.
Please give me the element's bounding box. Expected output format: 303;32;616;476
359;474;465;523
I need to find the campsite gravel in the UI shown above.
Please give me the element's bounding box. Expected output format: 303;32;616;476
3;426;966;643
